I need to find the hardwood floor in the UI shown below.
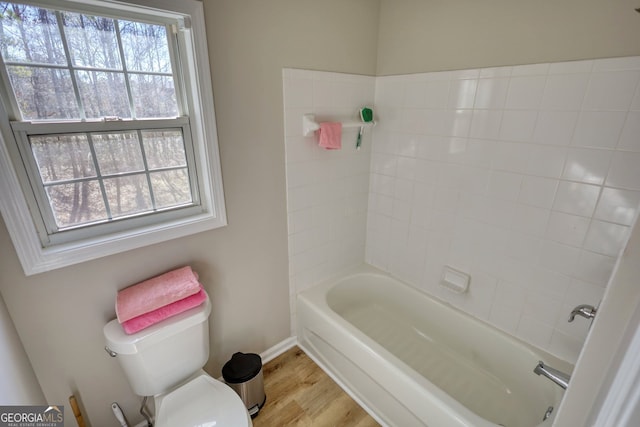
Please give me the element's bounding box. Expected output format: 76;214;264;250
252;346;380;427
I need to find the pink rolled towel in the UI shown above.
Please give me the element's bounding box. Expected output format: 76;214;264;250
317;122;342;149
116;266;200;323
121;286;207;334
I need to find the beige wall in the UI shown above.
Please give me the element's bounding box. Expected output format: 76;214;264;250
377;0;640;75
0;1;379;425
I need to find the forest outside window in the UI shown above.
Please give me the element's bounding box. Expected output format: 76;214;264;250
0;0;225;274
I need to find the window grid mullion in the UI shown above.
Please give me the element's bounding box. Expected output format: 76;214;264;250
3;61;172;78
136;129;157;210
113;20;137;120
54;10;86;120
85;133;112;220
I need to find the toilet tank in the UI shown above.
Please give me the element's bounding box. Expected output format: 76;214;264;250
103;294;212;396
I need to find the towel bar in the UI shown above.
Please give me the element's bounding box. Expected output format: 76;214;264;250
302;113;376;137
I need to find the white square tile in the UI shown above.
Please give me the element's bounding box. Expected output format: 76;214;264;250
469;110;503;139
592;56;640;72
525;145;567;179
403;80;427;108
396;156;416;180
572;111;627;149
545;211;590;247
489;307;522;334
417;135;447;160
564;278;607;307
539;241;581;277
548;330;584;364
573;250;617;285
529;267;571;299
532;111;578;146
511;63;550;76
583;220;630;257
448;110;473;137
519;176;559;209
486;171;523;201
474;78;509;109
594;187;640;226
562;148;612;185
480;66;512;78
505;232;542;263
632;84;640;111
492;141;529;174
540;74;590;111
583;71;640;111
443;137;468;164
448;79;478;109
465;139;496;168
617;112;640;152
606;151;640;190
499;110;538;142
552;181;601;217
516;316;554;349
511;204;550;237
423;80;451;109
396;133;420;158
505;76;546;109
548;60;593;74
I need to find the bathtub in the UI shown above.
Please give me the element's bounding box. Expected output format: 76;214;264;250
297;265;569;427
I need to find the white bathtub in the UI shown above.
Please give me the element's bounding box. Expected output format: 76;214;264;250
297;265;569;427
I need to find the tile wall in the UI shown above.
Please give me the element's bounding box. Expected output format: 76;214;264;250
283;69;375;334
367;57;640;362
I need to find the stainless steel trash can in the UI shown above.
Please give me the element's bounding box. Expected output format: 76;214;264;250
222;352;266;417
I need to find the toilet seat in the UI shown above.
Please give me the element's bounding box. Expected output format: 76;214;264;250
155;374;252;427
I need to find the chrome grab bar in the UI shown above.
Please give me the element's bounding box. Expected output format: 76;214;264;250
534;361;570;390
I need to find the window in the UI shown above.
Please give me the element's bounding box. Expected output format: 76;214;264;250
0;0;226;275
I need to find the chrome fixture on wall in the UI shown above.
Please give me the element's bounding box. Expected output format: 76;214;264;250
568;304;597;322
534;361;571;390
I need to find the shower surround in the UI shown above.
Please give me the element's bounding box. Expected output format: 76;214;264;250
283;56;640;363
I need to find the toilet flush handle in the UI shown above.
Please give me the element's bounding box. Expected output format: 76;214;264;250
105;346;118;357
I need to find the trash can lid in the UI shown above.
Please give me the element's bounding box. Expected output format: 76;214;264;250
222;352;262;383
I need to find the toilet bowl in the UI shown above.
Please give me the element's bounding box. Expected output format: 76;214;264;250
103;293;252;427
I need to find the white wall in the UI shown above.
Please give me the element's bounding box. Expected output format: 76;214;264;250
283;69;375;332
0;291;45;405
376;0;640;76
366;56;640;363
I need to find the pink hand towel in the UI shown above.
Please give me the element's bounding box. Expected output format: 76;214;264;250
121;285;207;334
116;266;201;323
317;122;342;149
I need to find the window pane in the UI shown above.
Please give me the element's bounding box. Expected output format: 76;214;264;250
142;129;186;169
46;180;107;228
76;70;130;118
130;74;178;118
0;3;66;65
92;132;143;175
8;65;79;119
151;168;191;209
119;20;171;73
62;12;122;70
104;174;151;217
30;134;95;182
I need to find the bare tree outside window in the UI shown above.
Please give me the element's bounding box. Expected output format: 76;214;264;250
0;2;194;232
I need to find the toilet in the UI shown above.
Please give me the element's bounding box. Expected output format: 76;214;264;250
103;292;252;427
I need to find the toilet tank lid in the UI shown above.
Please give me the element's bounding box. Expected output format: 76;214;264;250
103;294;211;355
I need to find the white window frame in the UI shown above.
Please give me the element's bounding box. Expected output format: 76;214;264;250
0;0;226;275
